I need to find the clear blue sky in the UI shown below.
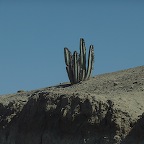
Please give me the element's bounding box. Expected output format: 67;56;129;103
0;0;144;95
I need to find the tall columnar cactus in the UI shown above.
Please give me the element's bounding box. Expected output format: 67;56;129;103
64;38;94;84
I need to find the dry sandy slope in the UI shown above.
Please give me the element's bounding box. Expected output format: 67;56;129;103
0;66;144;144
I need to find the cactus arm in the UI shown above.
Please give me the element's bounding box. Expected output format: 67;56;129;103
64;48;74;84
82;39;86;79
85;45;94;80
79;38;86;81
77;57;80;83
80;38;84;66
73;51;79;84
64;48;70;66
82;39;86;66
79;39;83;81
66;66;74;84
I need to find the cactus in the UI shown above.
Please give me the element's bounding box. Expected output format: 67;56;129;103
64;38;94;84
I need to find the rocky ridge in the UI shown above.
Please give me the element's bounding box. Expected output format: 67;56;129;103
0;66;144;144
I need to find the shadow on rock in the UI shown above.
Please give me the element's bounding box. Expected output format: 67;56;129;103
121;113;144;144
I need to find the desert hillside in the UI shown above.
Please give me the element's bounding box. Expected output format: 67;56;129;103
0;66;144;144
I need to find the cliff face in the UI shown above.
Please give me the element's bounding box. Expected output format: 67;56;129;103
0;66;144;144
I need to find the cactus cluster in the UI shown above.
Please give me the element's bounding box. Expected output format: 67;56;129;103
64;38;94;84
